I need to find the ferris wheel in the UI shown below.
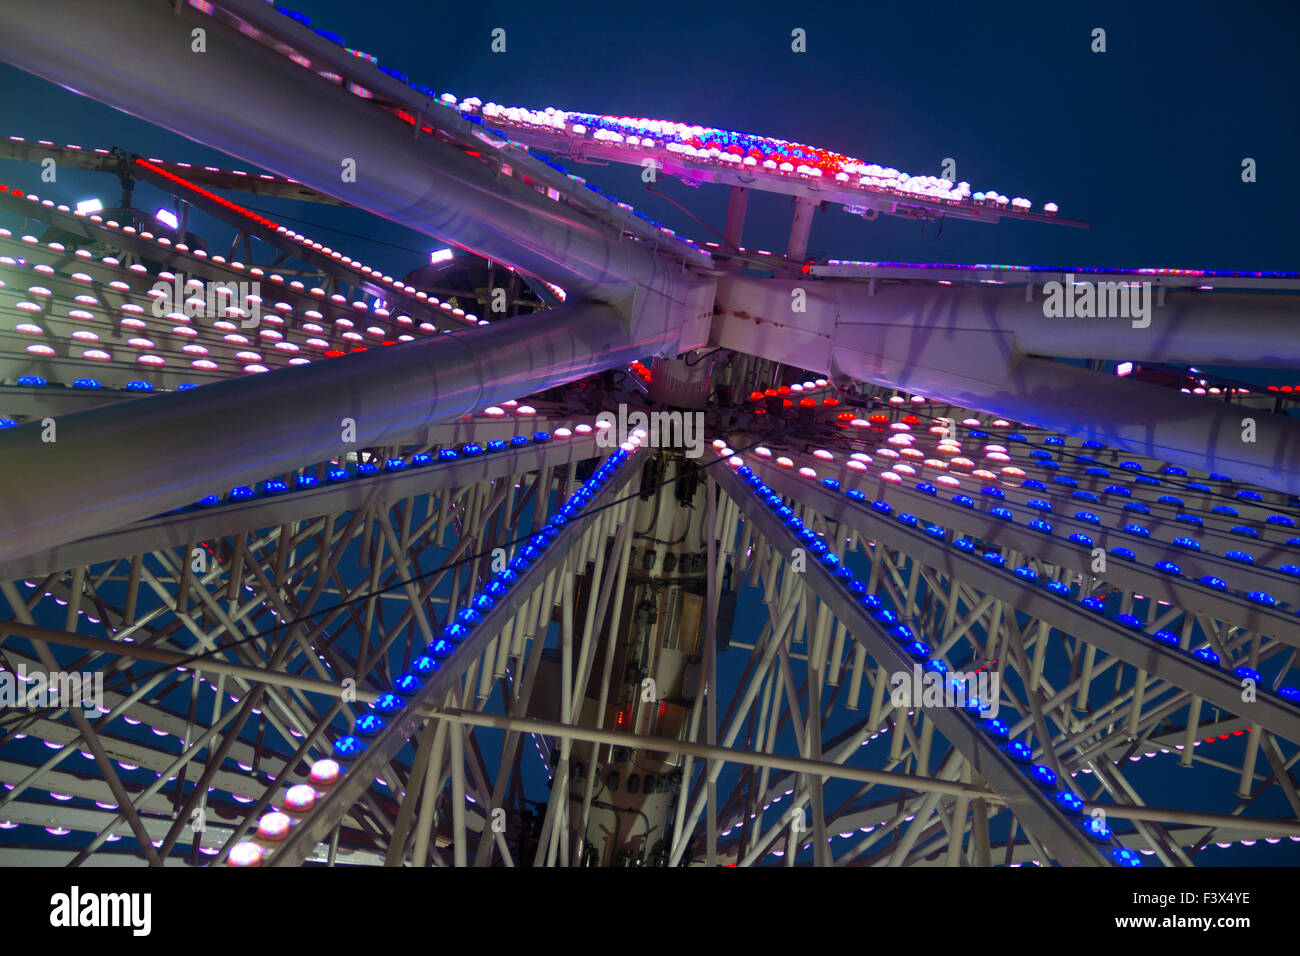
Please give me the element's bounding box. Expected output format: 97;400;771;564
0;0;1298;869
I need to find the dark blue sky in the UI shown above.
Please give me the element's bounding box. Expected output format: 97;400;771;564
3;0;1298;273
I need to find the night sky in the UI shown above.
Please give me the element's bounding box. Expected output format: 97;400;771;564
1;0;1298;866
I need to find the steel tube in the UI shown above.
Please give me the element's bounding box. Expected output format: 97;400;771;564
0;300;672;564
0;0;672;300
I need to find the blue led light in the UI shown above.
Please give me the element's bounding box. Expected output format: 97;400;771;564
1026;498;1052;511
1046;581;1071;596
1013;566;1038;581
982;718;1009;738
443;622;469;642
860;594;883;611
1154;560;1181;575
1085;467;1109;477
393;673;422;696
915;482;937;496
1053;476;1078;488
890;624;914;641
897;513;919;527
924;524;947;540
954;538;976;551
1069;533;1094;547
1104;485;1130;497
1246;591;1276;607
848;579;867;596
982;551;1006;567
1116;613;1142;629
485;439;507;453
1162;465;1187;476
411;655;439;676
456;607;482;628
1158;495;1185;507
1080;596;1105;613
953;495;975;508
1229;525;1258;538
1209;472;1232;481
1123;502;1150;514
820;551;841;567
1267;515;1296;527
1055;791;1084;814
357;462;377;475
373;693;404;714
1022;479;1047;491
177;382;197;391
1029;764;1057;786
296;474;319;488
1122;523;1150;537
532;431;551;443
509;555;530;573
1233;666;1261;683
1072;491;1099;503
333;735;366;760
1176;514;1203;527
1136;476;1160;486
72;378;102;389
461;444;484;456
904;640;930;661
990;507;1013;521
1152;630;1180;646
384;457;406;471
809;539;830;557
510;436;529;447
1005;740;1033;762
473;593;495;612
428;638;454;659
1278;687;1300;703
924;659;948;675
1281;565;1300;577
519;545;540;561
1045;436;1065;446
1212;505;1239;516
1225;550;1255;564
355;713;385;736
124;380;153;392
846;489;867;502
1110;547;1136;561
1028;519;1054;534
1236;490;1263;501
823;478;842;490
981;487;1006;499
328;468;349;482
263;480;288;495
1081;817;1112;841
875;608;897;625
1172;536;1201;550
437;448;459;461
1112;847;1143;867
196;495;218;507
1072;512;1100;525
230;486;253;500
871;500;892;515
